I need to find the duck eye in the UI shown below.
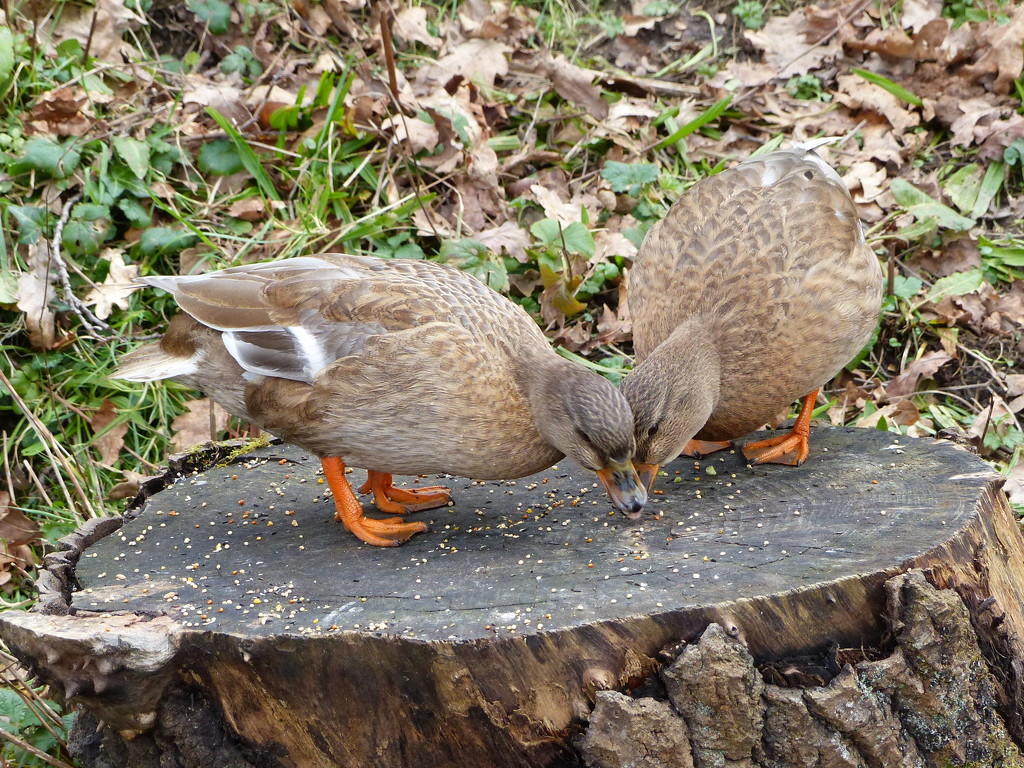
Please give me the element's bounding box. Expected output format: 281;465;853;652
647;424;660;437
576;428;592;444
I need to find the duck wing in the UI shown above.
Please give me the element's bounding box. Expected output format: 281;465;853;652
142;255;531;385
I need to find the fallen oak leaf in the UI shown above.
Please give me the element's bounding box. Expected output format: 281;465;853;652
539;54;609;121
171;398;233;453
90;399;129;466
960;4;1024;95
84;249;140;320
109;469;161;501
0;492;40;548
15;241;57;350
393;6;442;49
885;350;953;398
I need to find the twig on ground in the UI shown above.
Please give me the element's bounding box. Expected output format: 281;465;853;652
50;192;112;338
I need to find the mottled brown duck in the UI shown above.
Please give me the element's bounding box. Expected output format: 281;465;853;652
115;254;646;546
622;147;883;489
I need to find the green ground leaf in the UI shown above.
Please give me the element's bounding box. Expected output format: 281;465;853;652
531;218;561;245
654;96;733;149
12;137;81;178
530;219;595;257
63;204;114;256
9;205;47;244
438;239;509;293
601;161;659;195
138;227;199;256
942;164;981;213
0;26;14;95
113;136;151;180
972;162;1004;220
924;268;984;303
117;197;152;228
890;178;975;231
188;0;231;34
198;138;244;175
561;222;595;257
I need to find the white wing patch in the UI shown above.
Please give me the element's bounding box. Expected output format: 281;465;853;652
288;326;330;379
222;320;389;384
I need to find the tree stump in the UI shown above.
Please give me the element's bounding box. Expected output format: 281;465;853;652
3;427;1024;768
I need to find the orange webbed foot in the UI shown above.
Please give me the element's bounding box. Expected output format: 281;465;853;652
321;458;429;546
741;432;810;466
358;471;452;514
741;390;818;467
682;439;733;459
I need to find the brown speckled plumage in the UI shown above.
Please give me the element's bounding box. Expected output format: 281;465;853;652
116;254;646;533
623;148;883;468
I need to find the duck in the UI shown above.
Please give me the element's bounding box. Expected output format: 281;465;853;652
115;254;647;546
622;147;883;489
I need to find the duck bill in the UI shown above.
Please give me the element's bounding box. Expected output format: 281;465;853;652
596;460;648;519
634;462;660;493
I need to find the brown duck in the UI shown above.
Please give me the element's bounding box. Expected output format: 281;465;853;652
622;148;883;488
115;254;646;546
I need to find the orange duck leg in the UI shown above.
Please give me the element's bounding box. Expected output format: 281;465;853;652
682;439;733;458
321;457;429;546
358;470;452;514
742;390;818;466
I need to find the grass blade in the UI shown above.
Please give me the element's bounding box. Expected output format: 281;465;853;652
851;68;923;107
653;96;733;149
206;107;282;202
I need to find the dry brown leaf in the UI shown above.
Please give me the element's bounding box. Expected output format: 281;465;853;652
596;303;630;345
27;85;93;136
968;395;1017;454
593;230;637;265
109;470;159;501
541;55;609;121
182;76;250;126
1004;461;1024;507
947;97;1004;147
530;183;580;225
171;398;232;453
15;242;57;350
857;121;908;164
902;0;944;32
84;249;139;320
976;113;1024;162
909;237;982;278
382;114;440;154
90;400;129;466
960;4;1024;95
474;222;530;262
1006;374;1024;398
48;0;144;64
0;492;40;548
420;39;510;88
843;161;887;203
508;269;542;297
227;197;269;222
886;350;953;398
394;6;442;49
855;399;921;428
745;11;843;78
836;74;920;133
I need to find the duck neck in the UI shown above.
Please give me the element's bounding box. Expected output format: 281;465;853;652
634;319;721;438
514;350;578;436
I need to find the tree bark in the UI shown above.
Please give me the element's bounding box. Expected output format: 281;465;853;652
2;427;1023;767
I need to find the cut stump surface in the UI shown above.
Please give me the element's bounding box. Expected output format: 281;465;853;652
3;427;1024;768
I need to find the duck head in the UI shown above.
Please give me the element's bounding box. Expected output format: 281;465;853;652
532;359;648;518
